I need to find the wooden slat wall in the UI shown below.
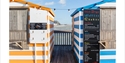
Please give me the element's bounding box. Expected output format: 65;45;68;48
9;9;28;42
100;8;116;49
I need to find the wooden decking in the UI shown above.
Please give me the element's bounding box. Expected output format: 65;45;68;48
50;46;77;63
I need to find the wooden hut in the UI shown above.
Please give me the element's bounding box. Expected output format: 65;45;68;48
9;0;55;63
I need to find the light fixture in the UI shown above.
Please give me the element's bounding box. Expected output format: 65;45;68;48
54;8;56;11
68;9;70;12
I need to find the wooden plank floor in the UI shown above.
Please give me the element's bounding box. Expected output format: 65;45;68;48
50;46;78;63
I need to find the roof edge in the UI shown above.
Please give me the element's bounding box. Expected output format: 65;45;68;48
10;0;55;17
71;0;116;17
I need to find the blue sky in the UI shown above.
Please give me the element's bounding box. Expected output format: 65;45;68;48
26;0;101;24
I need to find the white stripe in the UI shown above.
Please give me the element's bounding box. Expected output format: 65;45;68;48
74;34;79;42
81;11;83;16
80;56;83;60
47;28;54;33
100;55;116;59
80;55;116;60
29;21;48;23
74;41;83;52
79;21;83;25
74;47;83;60
74;28;83;34
74;21;79;25
100;49;116;51
79;11;82;16
74;34;83;42
74;28;79;33
74;41;79;51
29;47;48;51
48;33;54;42
9;56;48;60
74;47;80;59
48;21;54;24
74;12;79;18
10;2;29;6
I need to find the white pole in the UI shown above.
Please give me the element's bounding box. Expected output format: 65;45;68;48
44;43;46;63
35;43;37;63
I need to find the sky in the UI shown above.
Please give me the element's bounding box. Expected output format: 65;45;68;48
26;0;102;24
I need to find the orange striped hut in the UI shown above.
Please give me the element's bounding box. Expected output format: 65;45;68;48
9;0;55;63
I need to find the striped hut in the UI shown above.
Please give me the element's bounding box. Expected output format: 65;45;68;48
9;0;55;63
71;0;116;63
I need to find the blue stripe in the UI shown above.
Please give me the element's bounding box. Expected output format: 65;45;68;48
80;60;83;63
74;39;83;56
100;51;116;55
74;16;83;21
74;51;83;63
74;42;83;56
80;33;83;38
80;51;83;56
100;59;115;63
74;16;79;21
79;25;83;29
74;31;83;38
74;25;83;29
80;42;83;47
80;16;83;20
74;25;79;29
74;52;79;63
74;32;79;38
74;45;79;56
74;38;79;46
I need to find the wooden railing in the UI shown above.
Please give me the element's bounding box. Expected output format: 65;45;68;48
54;30;71;45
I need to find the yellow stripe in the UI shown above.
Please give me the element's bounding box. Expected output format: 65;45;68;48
10;60;49;63
47;24;54;29
50;36;54;45
9;51;49;56
47;16;54;21
46;35;54;47
29;43;46;47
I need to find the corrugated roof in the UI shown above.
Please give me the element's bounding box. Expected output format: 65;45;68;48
71;0;116;17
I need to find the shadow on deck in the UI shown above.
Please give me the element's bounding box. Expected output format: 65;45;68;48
50;46;78;63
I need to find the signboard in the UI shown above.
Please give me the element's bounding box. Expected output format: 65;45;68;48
30;23;47;30
83;9;100;63
84;30;99;41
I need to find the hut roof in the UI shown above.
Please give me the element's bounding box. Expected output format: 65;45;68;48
10;0;55;17
71;0;116;17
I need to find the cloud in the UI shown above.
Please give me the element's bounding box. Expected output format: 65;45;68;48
59;0;66;5
45;2;54;5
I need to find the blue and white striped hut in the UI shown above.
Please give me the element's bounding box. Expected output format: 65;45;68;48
71;0;116;63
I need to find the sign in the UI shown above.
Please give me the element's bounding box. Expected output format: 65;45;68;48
83;9;100;63
84;30;99;41
84;21;99;30
30;23;47;30
84;42;99;63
